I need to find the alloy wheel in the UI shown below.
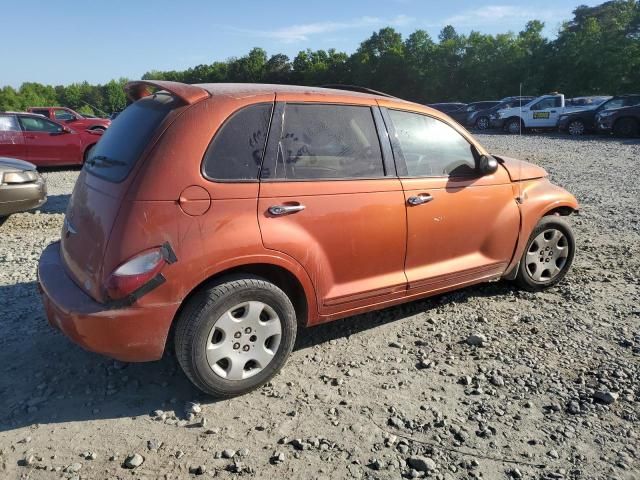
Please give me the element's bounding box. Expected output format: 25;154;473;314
206;301;282;380
568;120;585;136
525;229;570;282
476;117;489;130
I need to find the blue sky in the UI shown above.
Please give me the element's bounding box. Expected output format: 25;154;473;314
2;0;601;88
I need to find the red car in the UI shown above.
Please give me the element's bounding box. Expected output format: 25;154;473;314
27;107;111;131
0;112;103;166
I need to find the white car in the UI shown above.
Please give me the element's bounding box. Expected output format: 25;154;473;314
491;93;598;134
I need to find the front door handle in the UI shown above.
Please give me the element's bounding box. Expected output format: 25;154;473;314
407;194;433;206
268;204;306;216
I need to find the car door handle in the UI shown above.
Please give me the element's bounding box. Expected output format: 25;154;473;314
268;204;306;216
407;194;433;206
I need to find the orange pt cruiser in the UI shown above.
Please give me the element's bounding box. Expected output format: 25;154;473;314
38;81;578;397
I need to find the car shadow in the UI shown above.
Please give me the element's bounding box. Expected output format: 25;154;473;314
0;279;516;434
40;194;70;214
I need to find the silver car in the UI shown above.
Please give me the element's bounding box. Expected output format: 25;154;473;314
0;157;46;223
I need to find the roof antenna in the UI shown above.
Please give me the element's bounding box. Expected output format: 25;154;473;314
517;82;524;204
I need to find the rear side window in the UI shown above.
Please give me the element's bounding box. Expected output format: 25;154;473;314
276;104;384;180
0;115;19;131
19;116;63;132
202;103;273;181
388;109;477;178
31;109;50;118
85;93;178;182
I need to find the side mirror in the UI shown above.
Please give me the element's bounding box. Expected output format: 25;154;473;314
478;155;499;175
60;126;72;134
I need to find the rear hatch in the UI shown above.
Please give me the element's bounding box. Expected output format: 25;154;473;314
60;92;185;302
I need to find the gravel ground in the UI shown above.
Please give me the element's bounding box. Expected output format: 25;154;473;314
0;133;638;480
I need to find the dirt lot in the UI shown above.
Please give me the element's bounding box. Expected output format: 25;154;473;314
0;133;638;480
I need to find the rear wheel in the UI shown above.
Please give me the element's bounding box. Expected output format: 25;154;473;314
174;276;297;397
613;118;639;137
475;116;490;130
506;118;523;134
567;119;586;136
516;216;575;291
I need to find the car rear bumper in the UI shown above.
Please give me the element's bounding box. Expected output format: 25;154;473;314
0;178;47;216
37;241;178;362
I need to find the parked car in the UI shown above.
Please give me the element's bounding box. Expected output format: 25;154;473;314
27;107;111;131
0;157;46;224
427;102;467;114
491;93;588;133
559;95;640;136
596;103;640;137
447;101;500;125
0;112;103;166
38;81;578;398
471;96;534;130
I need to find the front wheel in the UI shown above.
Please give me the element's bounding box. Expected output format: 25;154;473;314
475;116;490;130
506;118;523;134
515;216;575;291
174;276;297;397
567;119;585;136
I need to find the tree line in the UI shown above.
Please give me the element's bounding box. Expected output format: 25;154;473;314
1;1;638;116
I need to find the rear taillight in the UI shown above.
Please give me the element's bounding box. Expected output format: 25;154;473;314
106;248;166;300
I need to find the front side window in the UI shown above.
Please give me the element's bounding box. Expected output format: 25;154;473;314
277;104;384;180
388;109;477;178
202;103;273;180
0;115;19;131
54;110;76;121
19;116;63;132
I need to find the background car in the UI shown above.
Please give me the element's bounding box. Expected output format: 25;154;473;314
448;101;500;126
27;107;111;131
427;102;467;114
0;156;46;224
475;96;535;130
559;94;640;135
0;112;102;166
597;103;640;137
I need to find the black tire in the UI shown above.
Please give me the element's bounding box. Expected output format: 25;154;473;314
174;275;297;398
506;118;523;134
475;116;490;130
567;119;586;136
515;216;575;292
613;117;639;138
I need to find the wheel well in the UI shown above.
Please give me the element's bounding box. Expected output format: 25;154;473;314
175;264;309;329
506;116;523;125
545;206;575;216
83;143;97;161
614;116;639;128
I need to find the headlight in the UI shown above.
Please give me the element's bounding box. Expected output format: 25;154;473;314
559;115;568;120
2;171;38;184
599;111;616;118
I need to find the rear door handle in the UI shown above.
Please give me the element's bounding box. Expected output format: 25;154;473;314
407;194;433;206
268;204;305;216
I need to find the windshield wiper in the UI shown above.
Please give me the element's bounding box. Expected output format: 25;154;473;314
87;155;127;167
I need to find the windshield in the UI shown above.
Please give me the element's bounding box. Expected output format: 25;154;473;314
84;92;179;182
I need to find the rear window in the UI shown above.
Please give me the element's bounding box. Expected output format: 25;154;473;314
85;93;179;182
